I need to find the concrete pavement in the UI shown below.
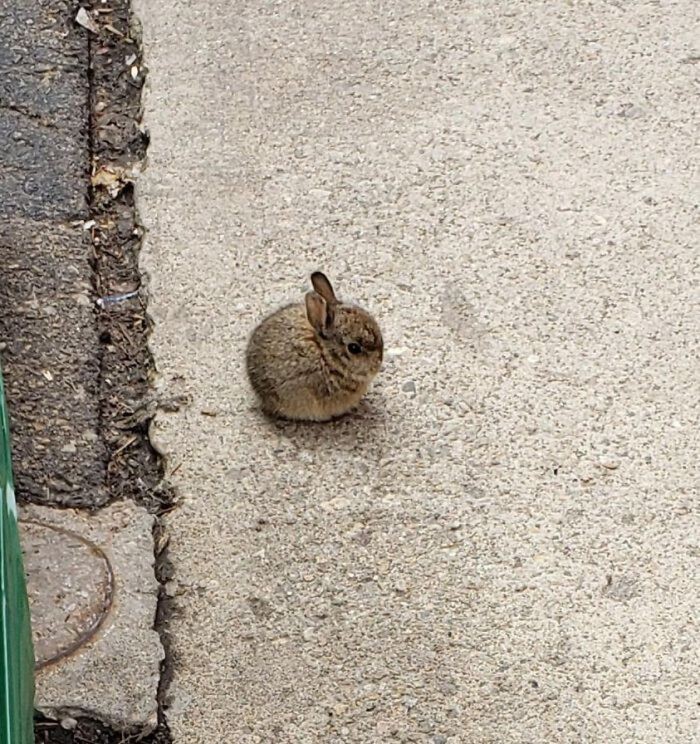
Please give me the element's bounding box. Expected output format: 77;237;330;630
135;1;699;742
25;502;162;731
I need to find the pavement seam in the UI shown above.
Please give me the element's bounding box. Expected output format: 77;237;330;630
85;0;175;739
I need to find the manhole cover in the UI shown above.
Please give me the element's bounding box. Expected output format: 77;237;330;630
20;520;113;669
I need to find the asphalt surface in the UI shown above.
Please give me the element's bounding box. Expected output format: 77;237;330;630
141;1;700;742
0;0;106;506
0;0;88;219
1;0;160;512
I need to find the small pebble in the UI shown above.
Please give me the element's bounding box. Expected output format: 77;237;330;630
402;380;416;393
577;461;596;483
60;717;78;731
164;580;179;597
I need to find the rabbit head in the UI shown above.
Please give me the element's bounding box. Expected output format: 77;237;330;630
304;271;383;381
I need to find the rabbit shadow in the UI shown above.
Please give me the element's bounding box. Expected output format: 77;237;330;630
253;391;391;456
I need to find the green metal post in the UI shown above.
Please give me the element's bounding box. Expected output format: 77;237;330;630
0;368;35;742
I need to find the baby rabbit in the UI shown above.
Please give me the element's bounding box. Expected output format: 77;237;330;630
246;272;383;421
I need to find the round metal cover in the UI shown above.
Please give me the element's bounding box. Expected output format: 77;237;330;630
21;520;113;668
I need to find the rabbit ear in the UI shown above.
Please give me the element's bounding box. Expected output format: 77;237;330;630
305;291;333;333
310;272;337;305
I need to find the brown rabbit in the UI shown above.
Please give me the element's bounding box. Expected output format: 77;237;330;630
246;272;383;421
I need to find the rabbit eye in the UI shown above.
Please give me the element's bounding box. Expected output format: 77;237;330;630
348;342;362;355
